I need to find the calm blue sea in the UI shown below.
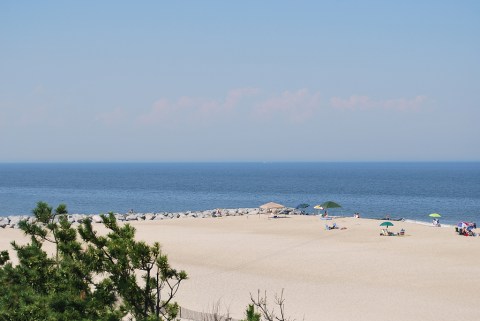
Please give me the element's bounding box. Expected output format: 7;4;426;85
0;162;479;224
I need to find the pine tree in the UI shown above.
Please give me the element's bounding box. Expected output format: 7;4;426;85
242;304;261;321
0;201;187;321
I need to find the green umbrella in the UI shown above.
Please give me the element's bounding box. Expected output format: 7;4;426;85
380;221;394;228
429;213;441;218
319;201;342;216
320;201;342;209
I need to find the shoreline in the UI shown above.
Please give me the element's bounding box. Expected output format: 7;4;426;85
0;207;456;229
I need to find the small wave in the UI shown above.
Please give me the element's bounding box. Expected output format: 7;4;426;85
403;219;452;228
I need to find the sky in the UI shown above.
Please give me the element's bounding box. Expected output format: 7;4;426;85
0;1;479;162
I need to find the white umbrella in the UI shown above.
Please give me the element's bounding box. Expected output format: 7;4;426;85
260;202;285;210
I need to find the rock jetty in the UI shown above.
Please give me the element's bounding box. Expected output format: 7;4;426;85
0;207;304;229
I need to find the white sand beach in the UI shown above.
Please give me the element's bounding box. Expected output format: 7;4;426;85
1;215;479;321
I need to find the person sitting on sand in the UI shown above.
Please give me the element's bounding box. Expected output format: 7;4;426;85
380;229;396;236
466;227;476;236
325;223;338;230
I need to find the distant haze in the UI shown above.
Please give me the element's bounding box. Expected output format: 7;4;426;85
1;1;479;162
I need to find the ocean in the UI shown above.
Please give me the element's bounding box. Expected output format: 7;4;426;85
0;162;479;224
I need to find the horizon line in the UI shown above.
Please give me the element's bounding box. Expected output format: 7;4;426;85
0;160;479;164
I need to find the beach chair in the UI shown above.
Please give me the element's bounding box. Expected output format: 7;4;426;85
380;229;389;236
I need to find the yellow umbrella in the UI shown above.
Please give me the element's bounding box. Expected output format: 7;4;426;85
313;205;324;215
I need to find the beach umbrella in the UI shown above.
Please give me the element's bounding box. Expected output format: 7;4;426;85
259;202;285;217
313;205;324;215
260;202;285;210
320;201;342;209
380;221;394;228
319;201;342;216
296;203;310;209
259;202;285;214
429;213;442;218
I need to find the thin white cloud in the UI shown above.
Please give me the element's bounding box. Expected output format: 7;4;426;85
134;88;326;127
330;95;428;111
136;88;323;126
136;88;260;126
225;88;260;109
254;89;322;122
97;91;428;130
131;88;427;128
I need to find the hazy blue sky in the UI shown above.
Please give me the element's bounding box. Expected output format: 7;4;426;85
1;1;479;162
